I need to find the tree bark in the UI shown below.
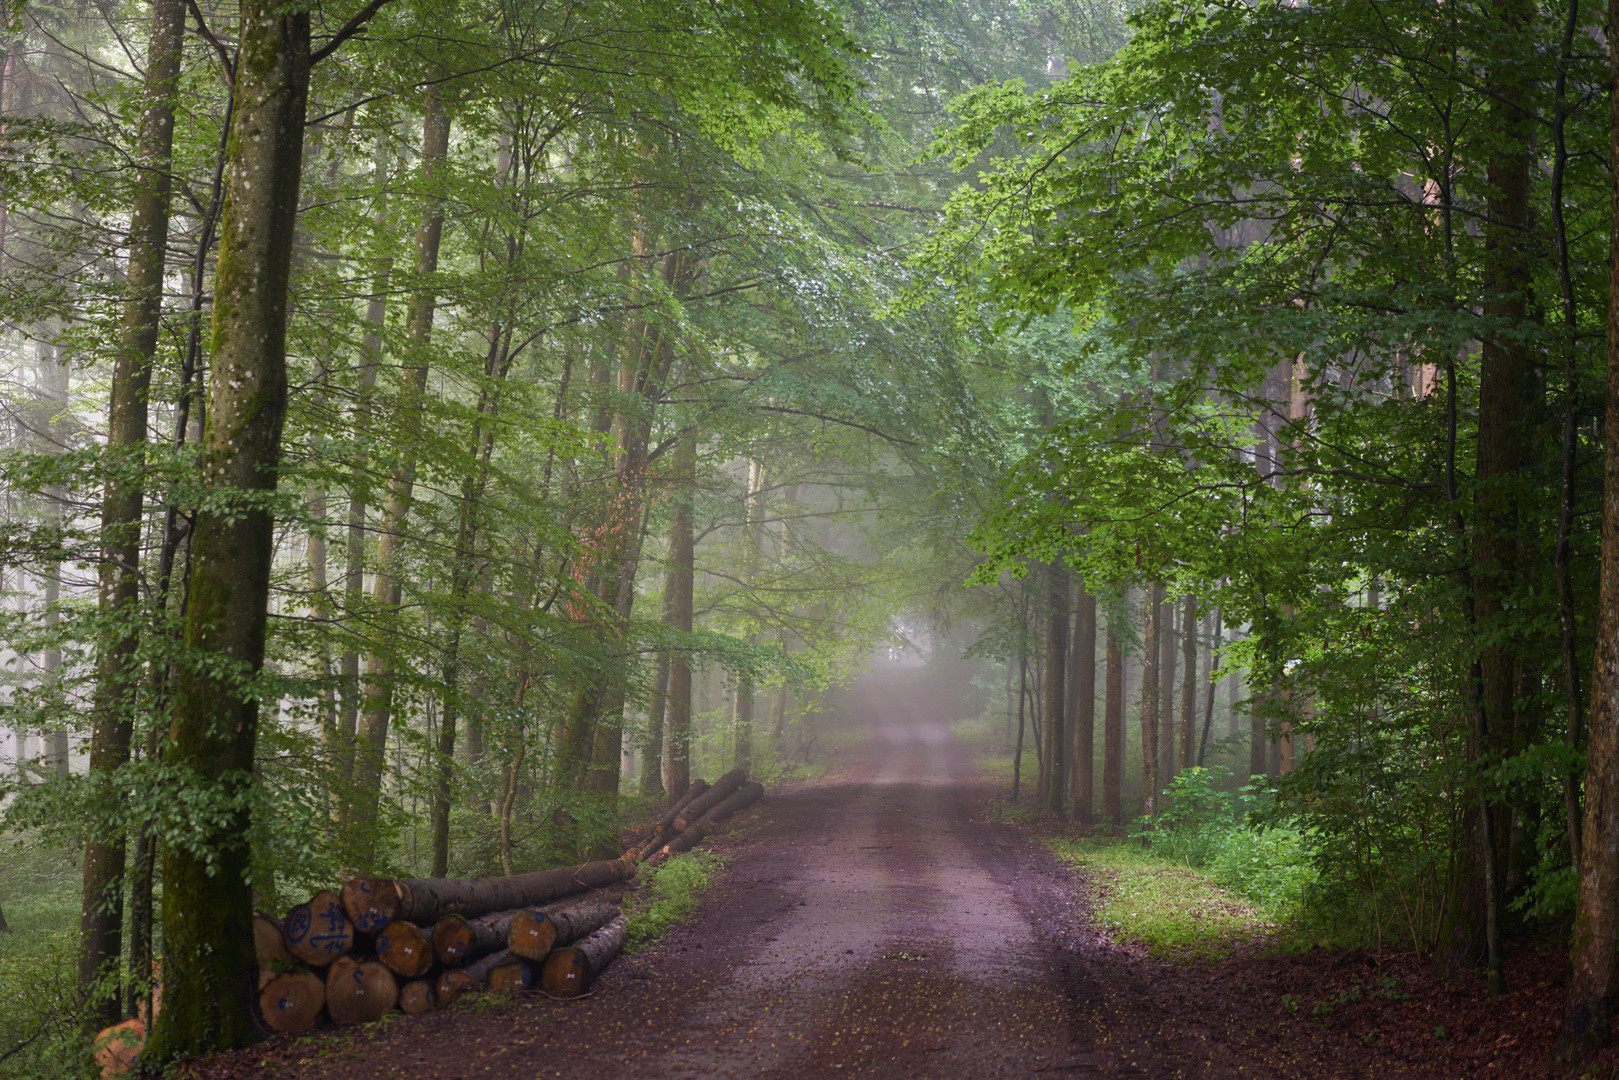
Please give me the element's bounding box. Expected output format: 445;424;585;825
141;0;310;1060
77;0;184;1029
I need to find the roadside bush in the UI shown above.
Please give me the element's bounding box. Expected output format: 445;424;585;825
1133;768;1314;923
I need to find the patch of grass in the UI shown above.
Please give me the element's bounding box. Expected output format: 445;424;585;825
623;850;726;953
1048;836;1278;960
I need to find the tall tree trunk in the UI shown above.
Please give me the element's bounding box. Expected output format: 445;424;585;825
141;0;310;1059
430;269;519;875
77;0;184;1027
1012;652;1027;803
1458;0;1533;994
663;430;696;800
352;95;452;856
1548;0;1585;879
1560;0;1619;1051
642;649;670;799
1140;585;1161;814
1103;606;1123;826
733;457;765;774
336;130;394;805
1158;592;1177;793
1198;611;1222;766
1073;579;1096;823
1044;564;1068;818
1180;595;1196;770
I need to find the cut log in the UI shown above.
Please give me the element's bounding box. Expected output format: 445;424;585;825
540;915;629;998
672;768;746;832
341;876;401;935
372;858;637;924
254;912;292;990
654;779;709;836
375;919;434;978
434;968;476;1005
659;781;765;860
433;907;519;967
399;979;437;1015
457;947;515;990
486;956;537;994
93;1018;144;1078
258;970;326;1033
325;956;398;1025
284;889;354;967
507;899;618;961
631;780;708;861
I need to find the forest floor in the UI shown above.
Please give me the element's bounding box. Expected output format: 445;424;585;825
182;725;1575;1080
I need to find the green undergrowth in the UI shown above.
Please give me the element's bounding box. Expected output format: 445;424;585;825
623;850;727;953
1046;768;1320;960
0;830;94;1079
1048;836;1280;960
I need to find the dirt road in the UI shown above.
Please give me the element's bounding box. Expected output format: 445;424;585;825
208;725;1300;1080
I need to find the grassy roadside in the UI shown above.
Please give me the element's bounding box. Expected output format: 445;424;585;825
623;850;728;953
1047;837;1280;960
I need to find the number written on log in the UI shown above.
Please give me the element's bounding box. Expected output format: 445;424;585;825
287;905;349;956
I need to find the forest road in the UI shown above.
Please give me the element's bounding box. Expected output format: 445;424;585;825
216;727;1282;1080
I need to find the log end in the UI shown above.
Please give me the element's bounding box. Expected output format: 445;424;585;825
326;956;399;1025
435;969;476;1006
377;920;434;978
399;979;438;1015
285;891;354;968
341;877;401;936
506;909;556;961
92;1019;144;1078
541;948;588;998
486;958;535;995
432;914;474;967
259;971;326;1034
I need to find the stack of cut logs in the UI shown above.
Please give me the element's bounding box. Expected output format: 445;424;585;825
252;768;763;1034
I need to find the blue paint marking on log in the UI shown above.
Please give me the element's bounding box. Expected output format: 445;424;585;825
286;908;312;943
377;933;390;953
